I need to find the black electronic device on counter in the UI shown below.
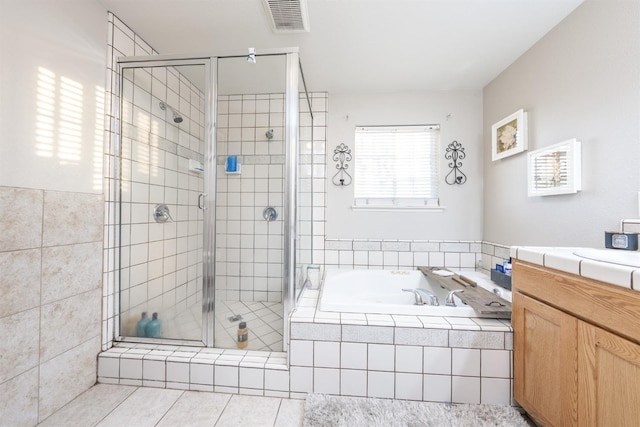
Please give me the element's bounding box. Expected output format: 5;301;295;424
605;232;639;250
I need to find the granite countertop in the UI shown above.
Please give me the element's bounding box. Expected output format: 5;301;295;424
510;246;640;291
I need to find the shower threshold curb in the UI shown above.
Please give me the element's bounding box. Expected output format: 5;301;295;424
98;344;291;397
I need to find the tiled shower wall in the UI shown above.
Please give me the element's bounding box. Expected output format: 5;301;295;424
0;187;103;424
299;93;327;280
214;91;327;303
104;13;157;349
215;93;286;303
104;13;205;343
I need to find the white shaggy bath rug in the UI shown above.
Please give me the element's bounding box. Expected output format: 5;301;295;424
303;394;529;427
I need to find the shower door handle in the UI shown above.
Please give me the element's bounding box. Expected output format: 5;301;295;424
198;193;207;210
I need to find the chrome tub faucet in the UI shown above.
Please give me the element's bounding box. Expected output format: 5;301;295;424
402;288;439;306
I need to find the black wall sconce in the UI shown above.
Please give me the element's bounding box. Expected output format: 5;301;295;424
445;140;467;185
332;143;352;186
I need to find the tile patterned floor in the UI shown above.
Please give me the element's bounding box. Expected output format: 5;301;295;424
161;302;203;341
37;384;304;427
215;301;283;351
142;300;283;351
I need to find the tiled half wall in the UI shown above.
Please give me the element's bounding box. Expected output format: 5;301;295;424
0;187;103;424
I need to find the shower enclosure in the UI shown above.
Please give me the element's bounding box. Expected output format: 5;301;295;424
114;49;312;351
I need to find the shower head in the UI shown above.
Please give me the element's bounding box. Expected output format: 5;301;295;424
265;129;274;140
159;101;183;124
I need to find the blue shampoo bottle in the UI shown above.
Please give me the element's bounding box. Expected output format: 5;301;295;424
145;312;161;338
136;312;150;337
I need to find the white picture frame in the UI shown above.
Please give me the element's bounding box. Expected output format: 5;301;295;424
527;138;581;197
491;109;528;161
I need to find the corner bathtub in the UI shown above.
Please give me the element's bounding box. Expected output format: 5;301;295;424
319;269;510;317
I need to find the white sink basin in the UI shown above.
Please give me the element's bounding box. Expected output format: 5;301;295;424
573;248;640;268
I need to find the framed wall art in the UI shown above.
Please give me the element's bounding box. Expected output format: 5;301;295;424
527;138;581;197
491;109;528;161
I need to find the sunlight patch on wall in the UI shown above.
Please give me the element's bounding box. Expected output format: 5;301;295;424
35;67;84;166
36;67;56;157
149;133;160;180
94;86;105;192
58;76;83;165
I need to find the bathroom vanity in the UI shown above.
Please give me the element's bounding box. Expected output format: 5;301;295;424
512;249;640;426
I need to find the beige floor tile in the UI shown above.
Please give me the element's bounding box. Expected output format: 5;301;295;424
156;391;232;427
96;387;183;427
274;398;305;427
215;394;282;427
38;384;136;427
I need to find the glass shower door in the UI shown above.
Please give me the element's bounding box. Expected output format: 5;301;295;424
118;61;207;342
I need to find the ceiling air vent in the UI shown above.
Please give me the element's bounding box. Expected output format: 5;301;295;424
262;0;310;33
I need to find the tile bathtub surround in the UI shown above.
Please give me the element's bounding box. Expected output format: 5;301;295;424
287;286;513;405
322;239;482;270
479;241;513;275
0;186;104;425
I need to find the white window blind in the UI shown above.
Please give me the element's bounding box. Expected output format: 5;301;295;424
354;125;440;207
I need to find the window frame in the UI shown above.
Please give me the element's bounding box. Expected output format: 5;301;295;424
352;124;443;211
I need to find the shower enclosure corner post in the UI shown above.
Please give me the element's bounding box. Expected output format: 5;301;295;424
202;58;217;346
110;61;124;348
284;51;300;353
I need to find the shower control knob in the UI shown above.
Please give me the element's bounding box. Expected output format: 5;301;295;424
153;204;173;223
263;207;278;222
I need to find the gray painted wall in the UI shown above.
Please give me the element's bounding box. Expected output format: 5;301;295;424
483;0;640;248
327;90;484;241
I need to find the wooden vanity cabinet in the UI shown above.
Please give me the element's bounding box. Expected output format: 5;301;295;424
513;292;578;426
513;261;640;426
577;321;640;427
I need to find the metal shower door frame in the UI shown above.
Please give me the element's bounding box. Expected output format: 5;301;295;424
116;48;299;350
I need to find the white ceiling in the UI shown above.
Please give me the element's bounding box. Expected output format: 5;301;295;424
98;0;584;94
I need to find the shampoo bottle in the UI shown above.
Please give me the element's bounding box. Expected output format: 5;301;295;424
237;321;248;349
145;312;161;338
136;312;150;337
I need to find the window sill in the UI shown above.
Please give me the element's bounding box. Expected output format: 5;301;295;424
350;205;445;212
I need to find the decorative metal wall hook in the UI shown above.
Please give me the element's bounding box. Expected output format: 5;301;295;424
332;143;352;186
445;140;467;185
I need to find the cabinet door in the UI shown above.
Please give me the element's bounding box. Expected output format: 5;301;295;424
513;292;578;426
578;321;640;426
